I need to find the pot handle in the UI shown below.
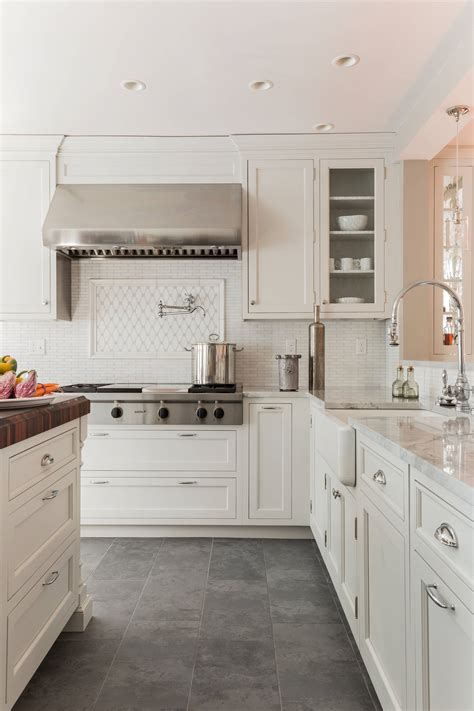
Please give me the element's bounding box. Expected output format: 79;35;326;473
209;333;220;342
233;346;244;352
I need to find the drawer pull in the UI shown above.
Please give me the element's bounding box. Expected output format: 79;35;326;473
372;469;386;486
434;523;459;548
91;480;109;485
90;433;109;437
42;571;60;586
178;480;198;485
426;583;455;611
42;489;59;501
178;433;197;437
41;454;55;467
262;406;282;410
332;488;341;499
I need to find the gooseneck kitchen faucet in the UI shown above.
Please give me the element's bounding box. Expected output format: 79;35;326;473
388;280;471;413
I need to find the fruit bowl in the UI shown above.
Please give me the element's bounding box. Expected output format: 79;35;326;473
337;215;368;231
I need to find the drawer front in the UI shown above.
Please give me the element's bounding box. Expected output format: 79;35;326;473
83;430;237;472
81;476;237;520
8;468;78;599
8;427;78;500
7;541;78;707
414;481;473;590
359;440;406;521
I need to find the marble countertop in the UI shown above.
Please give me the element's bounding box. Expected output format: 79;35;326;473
306;387;425;410
0;394;90;449
349;411;474;504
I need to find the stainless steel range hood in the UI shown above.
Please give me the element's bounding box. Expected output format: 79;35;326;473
43;183;241;258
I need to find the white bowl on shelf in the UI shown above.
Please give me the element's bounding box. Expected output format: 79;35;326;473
335;297;365;304
337;214;368;231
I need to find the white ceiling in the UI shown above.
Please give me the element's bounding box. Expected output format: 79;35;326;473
0;0;469;136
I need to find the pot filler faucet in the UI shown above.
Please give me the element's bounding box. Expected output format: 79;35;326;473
388;280;472;413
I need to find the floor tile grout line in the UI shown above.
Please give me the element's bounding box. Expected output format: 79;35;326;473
185;538;214;711
89;537;165;710
262;541;284;711
82;536;116;583
312;539;381;711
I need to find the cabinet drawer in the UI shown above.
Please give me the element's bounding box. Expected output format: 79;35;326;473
7;541;78;707
414;481;473;590
359;439;407;521
8;467;78;599
8;426;78;500
83;430;237;472
81;476;237;520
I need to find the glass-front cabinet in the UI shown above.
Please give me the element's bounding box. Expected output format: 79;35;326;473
320;159;385;315
433;165;473;356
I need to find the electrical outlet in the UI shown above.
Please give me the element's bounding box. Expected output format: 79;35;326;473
355;338;367;355
286;339;297;355
28;339;46;355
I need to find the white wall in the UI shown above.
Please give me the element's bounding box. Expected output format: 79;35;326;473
0;260;390;389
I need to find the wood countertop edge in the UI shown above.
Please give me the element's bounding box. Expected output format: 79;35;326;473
0;396;90;449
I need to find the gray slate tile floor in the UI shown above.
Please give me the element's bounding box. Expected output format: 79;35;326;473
14;538;382;711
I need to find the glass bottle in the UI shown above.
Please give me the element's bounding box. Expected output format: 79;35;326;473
392;365;404;398
443;316;455;346
402;365;419;399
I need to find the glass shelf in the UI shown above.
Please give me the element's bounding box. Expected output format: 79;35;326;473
330;270;374;276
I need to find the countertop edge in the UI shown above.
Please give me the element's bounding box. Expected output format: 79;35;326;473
349;417;473;507
0;395;91;449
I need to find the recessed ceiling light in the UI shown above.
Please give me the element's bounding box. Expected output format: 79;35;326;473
248;80;273;92
313;123;335;132
121;79;147;92
332;54;360;68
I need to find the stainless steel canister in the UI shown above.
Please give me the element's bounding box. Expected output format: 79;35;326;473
186;334;244;385
275;354;301;391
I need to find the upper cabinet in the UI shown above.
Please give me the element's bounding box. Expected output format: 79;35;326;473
320;159;386;315
244;158;315;318
0;137;70;321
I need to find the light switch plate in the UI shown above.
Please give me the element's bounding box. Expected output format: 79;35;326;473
28;339;46;355
355;338;367;355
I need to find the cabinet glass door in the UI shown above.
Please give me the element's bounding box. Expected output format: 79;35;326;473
321;159;385;313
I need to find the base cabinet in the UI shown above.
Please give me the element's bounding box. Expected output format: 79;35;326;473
358;491;408;711
412;551;473;711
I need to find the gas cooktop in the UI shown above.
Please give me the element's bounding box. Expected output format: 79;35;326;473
62;383;239;395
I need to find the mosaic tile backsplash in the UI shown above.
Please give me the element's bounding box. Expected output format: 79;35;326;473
0;259;407;389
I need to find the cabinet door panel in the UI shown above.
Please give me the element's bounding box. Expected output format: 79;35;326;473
248;159;314;315
312;451;329;552
0;160;52;316
249;404;292;519
327;474;342;584
413;551;473;711
340;491;358;634
359;492;407;710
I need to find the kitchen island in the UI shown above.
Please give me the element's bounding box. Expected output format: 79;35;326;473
0;395;91;711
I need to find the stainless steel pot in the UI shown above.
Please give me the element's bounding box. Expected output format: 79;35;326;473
185;334;243;385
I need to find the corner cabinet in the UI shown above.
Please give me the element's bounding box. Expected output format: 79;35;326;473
243;158;316;318
0;136;70;321
320;158;386;315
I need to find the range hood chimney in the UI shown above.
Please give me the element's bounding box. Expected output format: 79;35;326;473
43;183;241;259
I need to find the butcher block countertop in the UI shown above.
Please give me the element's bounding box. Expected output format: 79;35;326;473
0;394;90;449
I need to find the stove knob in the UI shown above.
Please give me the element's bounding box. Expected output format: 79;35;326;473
214;407;225;419
196;406;208;419
111;406;123;419
158;407;169;419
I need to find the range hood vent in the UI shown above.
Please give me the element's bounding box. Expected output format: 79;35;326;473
43;183;241;259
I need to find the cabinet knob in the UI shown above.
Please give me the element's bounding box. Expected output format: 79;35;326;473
372;469;386;486
42;299;49;306
41;454;55;467
250;300;256;306
332;488;341;499
322;299;328;305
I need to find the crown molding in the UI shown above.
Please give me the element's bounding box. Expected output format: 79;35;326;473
59;135;237;154
230;132;396;152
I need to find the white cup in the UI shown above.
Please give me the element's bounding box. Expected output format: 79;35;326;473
340;257;354;271
360;257;373;271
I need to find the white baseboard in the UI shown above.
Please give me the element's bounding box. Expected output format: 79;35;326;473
81;524;313;539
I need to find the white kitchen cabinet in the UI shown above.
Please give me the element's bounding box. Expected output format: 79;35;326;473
248;403;292;519
0;137;70;321
245;158;315;318
412;551;473;711
320;158;386;316
311;450;329;552
358;488;409;711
